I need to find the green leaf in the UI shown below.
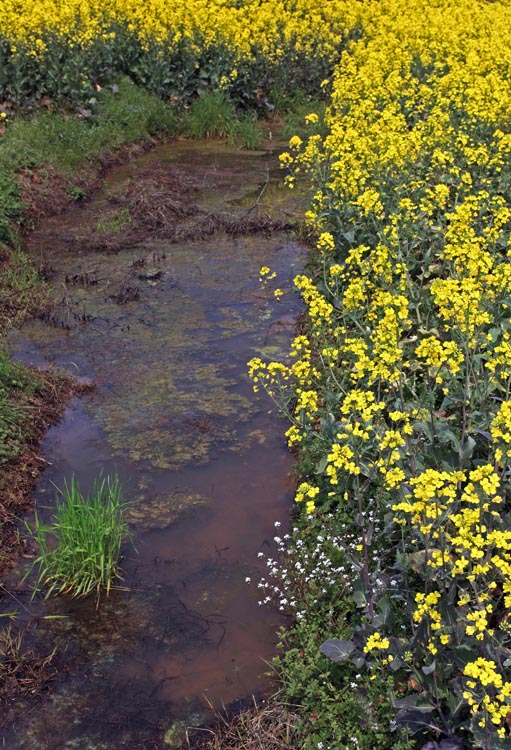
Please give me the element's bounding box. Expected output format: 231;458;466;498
459;435;476;463
320;638;355;662
316;455;328;474
394;708;440;735
422;660;436;675
393;694;434;712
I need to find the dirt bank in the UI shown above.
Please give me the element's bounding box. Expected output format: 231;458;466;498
0;371;93;577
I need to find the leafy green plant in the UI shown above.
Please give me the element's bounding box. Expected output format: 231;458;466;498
26;474;133;601
68;185;87;201
262;517;414;750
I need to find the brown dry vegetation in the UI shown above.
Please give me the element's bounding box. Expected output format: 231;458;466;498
58;165;294;255
186;700;300;750
0;624;59;728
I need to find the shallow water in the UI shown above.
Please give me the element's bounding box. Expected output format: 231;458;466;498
2;142;305;749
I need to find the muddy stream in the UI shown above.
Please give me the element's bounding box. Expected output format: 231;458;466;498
2;142;306;749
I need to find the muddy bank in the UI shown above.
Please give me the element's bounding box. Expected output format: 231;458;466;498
0;370;92;577
17;140;158;233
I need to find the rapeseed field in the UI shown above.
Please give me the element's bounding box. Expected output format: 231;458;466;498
251;1;511;748
3;0;511;747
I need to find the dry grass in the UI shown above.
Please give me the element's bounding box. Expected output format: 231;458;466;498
61;164;296;254
185;698;300;750
0;623;57;726
126;173;199;229
173;209;293;243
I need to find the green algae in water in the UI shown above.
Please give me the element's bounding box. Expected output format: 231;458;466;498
127;489;207;530
96;358;254;470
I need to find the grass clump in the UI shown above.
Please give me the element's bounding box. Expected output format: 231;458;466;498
0;172;22;243
185;91;235;139
27;474;133;601
182;91;263;148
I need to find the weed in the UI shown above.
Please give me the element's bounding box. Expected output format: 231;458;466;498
184;91;236;140
96;207;132;235
253;519;414;750
26;474;133;601
68;185;87;201
227;113;263;150
0;172;21;243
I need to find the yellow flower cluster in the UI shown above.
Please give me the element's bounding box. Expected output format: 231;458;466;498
463;659;511;735
491;401;511;464
0;0;361;63
295;482;319;514
363;632;390;654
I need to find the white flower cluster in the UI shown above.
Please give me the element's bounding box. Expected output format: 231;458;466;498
255;518;360;618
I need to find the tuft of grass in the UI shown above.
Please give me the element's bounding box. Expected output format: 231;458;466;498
182;91;263;148
96;77;179;144
0;172;22;243
96;207;132;235
227;113;263;150
184;91;236;140
26;474;133;601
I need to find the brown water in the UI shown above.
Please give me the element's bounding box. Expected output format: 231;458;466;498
2;142;306;749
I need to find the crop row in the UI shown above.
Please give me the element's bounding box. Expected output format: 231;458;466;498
0;0;362;107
